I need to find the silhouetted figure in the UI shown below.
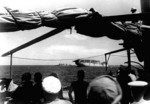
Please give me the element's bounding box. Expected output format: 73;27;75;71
128;81;148;103
49;72;64;99
0;78;12;104
11;72;33;104
42;76;71;104
116;65;133;104
87;75;122;104
0;78;12;91
32;72;44;104
68;70;89;104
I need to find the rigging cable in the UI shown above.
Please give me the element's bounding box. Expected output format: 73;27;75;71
4;54;137;61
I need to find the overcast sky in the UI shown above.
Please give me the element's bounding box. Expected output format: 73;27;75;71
0;0;142;65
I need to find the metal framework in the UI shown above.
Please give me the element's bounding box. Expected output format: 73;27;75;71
2;28;65;78
104;48;131;71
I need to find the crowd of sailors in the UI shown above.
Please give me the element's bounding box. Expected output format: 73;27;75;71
0;65;150;104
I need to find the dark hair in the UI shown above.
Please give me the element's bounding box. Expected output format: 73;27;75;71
34;72;42;83
21;72;32;81
49;73;58;78
77;70;85;79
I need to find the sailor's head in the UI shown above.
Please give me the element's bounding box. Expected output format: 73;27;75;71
42;76;61;102
77;70;85;79
42;76;61;95
128;81;148;102
87;75;122;104
21;72;32;82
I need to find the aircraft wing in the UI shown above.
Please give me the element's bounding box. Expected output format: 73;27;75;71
1;7;150;32
0;7;91;32
0;7;146;61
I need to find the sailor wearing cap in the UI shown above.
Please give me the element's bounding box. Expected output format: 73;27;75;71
87;75;122;104
128;81;149;104
42;76;71;104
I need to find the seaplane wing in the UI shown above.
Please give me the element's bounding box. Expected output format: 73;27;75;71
73;59;100;67
0;7;91;32
0;7;146;40
0;7;148;62
1;7;150;33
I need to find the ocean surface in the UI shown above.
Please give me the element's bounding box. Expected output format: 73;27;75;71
0;65;119;88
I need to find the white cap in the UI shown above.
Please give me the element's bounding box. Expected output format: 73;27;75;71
128;81;148;87
42;76;61;94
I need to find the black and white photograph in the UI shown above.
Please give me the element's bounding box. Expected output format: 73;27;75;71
0;0;150;104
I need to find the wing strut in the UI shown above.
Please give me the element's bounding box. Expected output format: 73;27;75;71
104;48;132;71
2;28;65;57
